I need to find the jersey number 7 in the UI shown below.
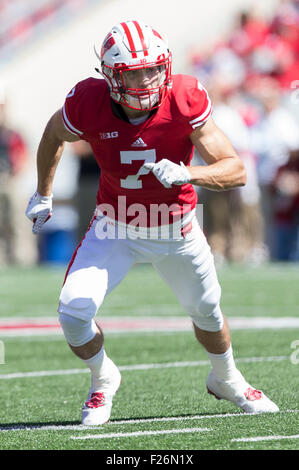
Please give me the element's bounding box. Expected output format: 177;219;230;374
120;149;156;189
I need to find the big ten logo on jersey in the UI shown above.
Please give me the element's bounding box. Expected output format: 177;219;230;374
100;131;119;140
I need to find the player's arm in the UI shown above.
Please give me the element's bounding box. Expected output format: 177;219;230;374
143;117;246;190
188;117;246;190
25;109;80;233
37;108;80;196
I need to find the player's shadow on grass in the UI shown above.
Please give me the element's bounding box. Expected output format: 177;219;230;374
110;411;240;423
0;411;236;430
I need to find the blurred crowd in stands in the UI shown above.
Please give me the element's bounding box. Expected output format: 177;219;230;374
0;0;98;63
0;0;298;266
0;82;30;265
191;0;299;264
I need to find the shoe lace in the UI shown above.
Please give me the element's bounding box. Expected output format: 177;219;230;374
244;387;263;401
85;392;105;408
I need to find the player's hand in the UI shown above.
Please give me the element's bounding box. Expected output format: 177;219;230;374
142;159;191;188
25;191;53;234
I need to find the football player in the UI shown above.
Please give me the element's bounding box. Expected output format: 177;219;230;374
26;20;279;425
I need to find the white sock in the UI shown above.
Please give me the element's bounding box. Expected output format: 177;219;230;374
83;346;108;392
207;345;241;381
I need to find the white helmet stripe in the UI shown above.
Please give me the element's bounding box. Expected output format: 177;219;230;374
127;21;143;53
120;21;137;58
120;20;147;57
132;20;148;56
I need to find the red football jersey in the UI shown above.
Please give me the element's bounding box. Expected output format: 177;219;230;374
62;74;211;226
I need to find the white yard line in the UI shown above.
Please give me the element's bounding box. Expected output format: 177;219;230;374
0;412;261;432
106;409;299;425
0;355;288;380
0;410;297;433
70;427;210;440
232;434;299;443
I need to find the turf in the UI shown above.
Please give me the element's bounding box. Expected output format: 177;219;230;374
1;263;299;318
0;263;298;450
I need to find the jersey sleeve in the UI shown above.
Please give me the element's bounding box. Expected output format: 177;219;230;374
174;75;212;135
62;80;87;138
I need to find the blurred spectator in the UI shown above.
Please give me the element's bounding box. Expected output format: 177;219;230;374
248;77;299;258
71;140;101;242
197;76;265;264
272;148;299;260
228;1;299;89
190;0;299;262
37;146;79;264
38;140;100;262
0;82;36;265
0;0;98;63
229;8;270;58
269;0;299;89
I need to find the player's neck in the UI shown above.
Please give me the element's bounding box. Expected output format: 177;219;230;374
120;105;150;120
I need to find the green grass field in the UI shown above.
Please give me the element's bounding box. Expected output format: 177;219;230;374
0;263;298;451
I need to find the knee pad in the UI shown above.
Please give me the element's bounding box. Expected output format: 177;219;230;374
58;292;98;320
190;306;224;332
58;312;99;347
188;283;224;332
59;273;101;321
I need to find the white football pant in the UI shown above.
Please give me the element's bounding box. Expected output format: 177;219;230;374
58;214;223;345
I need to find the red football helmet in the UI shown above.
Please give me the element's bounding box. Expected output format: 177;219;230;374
94;20;172;111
